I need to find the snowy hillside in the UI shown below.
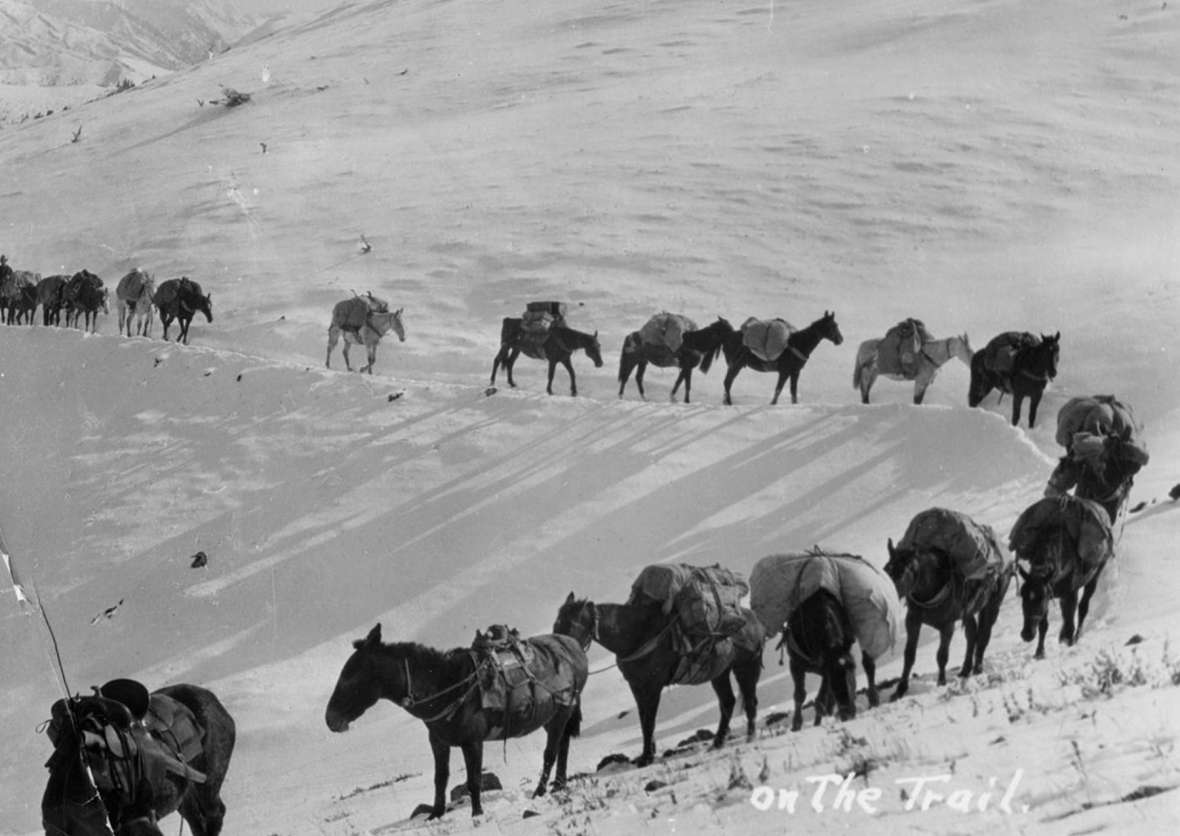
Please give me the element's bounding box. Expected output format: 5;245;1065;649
1;0;1178;834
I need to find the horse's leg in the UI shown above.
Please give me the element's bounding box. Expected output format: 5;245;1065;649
179;783;226;836
490;346;505;385
709;671;737;749
861;366;875;404
618;353;636;398
325;326;340;368
458;739;485;817
547;699;580;793
914;368;932;405
892;610;922;701
634;359;649;400
427;732;451;819
973;587;1003;674
560;356;577;396
545;357;558;395
1034;610;1049;659
1059;587;1080;646
862;652;879;708
680;367;693;404
1027;387;1044;429
364;337;377;374
1075;565;1105;642
935;622;955;686
1010;392;1024;426
504;348;520;388
789;370;801;405
771;370;788;405
160;313;171;341
628;680;661;766
787;655;808;731
958;614;978;678
722;362;742;405
534;712;565;797
341;336;354;371
733;654;761;740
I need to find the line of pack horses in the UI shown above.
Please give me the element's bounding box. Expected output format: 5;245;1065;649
490;309;1062;427
42;484;1124;833
0;267;213;344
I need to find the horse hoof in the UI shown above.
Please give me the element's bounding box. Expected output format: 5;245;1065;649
890;690;906;703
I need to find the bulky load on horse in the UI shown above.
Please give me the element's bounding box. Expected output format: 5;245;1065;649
1009;494;1114;658
37;275;69;326
325;293;405;374
749;550;901;730
153;277;213;344
1046;395;1149;529
0;267;40;325
853;322;971;405
618;314;733;403
62;270;109;333
885;508;1013;699
325;623;586;820
41;679;235;836
968;330;1060;427
555;576;764;766
490;301;603;396
722;310;843;405
115;269;156;337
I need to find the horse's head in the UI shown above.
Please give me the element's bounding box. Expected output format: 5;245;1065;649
101;287;111;314
554;592;597;650
1038;331;1061;379
1017;562;1053;641
818;310;843;346
585;330;604;368
391;307;406;342
196;291;213;323
325;623;395;733
884;538;917;596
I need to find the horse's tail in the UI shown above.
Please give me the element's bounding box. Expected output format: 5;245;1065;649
566;700;582;738
852;355;864;390
699;341;721;375
618;332;640;383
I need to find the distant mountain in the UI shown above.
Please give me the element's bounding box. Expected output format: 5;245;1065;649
0;0;262;87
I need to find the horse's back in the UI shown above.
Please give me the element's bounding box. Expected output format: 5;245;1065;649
154;683;236;786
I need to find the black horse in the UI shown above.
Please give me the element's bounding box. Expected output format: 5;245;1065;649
968;331;1060;427
37;274;69;326
490;318;604;396
554;593;764;767
1016;512;1112;659
781;589;879;731
325;623;587;820
63;270;109;332
721;311;843;405
41;682;235;836
154;277;213;344
884;541;1011;700
617;317;735;403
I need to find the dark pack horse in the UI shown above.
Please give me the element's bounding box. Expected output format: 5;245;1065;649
617;317;734;403
1015;502;1113;659
554;592;764;767
968;331;1060;428
41;682;235;836
721;311;843;405
325;623;588;820
490;318;604;396
884;540;1012;700
153;278;213;344
779;589;880;731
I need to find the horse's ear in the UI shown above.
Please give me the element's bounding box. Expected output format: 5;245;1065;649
565;591;576;604
362;623;382;647
1053;331;1060;341
887;538;896;560
593;330;598;339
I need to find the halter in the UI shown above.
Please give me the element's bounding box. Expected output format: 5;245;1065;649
398;656;480;724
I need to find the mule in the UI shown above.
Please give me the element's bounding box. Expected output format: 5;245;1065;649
884;540;1011;700
781;589;879;731
554;593;763;767
325;307;405;373
853;333;973;404
490;319;604;396
37;274;70;326
325;623;587;820
618;317;734;403
154;278;213;344
41;682;235;836
1017;525;1109;660
63;270;109;332
116;270;156;337
968;331;1060;427
721;311;843;405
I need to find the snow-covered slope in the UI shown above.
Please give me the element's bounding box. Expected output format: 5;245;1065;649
1;0;1178;833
